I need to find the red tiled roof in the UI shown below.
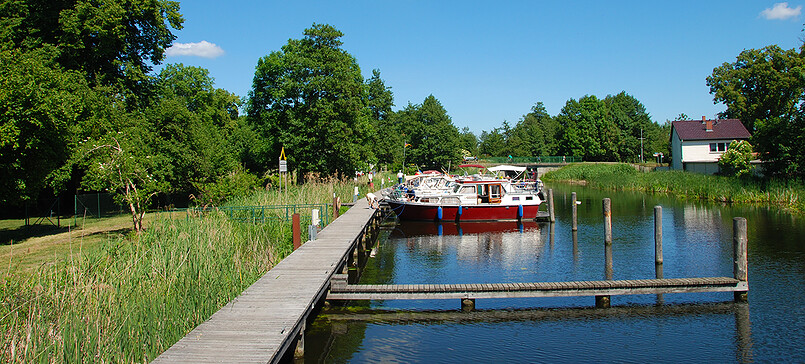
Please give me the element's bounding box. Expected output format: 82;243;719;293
672;119;751;140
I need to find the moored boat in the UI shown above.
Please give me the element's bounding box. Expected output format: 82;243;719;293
385;177;544;221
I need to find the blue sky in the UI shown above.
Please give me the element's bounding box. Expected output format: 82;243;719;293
162;1;804;134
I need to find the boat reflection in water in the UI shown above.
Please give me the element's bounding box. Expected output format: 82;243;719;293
387;221;547;275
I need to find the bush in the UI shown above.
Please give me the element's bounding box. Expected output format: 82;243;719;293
718;140;754;178
193;167;260;207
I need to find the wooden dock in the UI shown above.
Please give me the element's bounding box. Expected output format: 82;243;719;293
153;199;380;364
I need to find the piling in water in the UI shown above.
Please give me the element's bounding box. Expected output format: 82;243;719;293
548;189;555;223
733;217;748;302
597;198;613;308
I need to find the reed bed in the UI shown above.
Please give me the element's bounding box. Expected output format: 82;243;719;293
543;163;804;213
0;176;372;362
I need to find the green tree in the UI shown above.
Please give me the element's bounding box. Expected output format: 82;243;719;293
66;88;166;232
458;127;479;157
708;44;805;178
718;140;755;178
478;128;506;157
556;95;618;161
509;102;559;157
706;45;805;133
0;0;184;94
365;69;399;167
604;92;660;162
247;23;373;177
396;95;461;170
0;45;88;204
149;64;241;192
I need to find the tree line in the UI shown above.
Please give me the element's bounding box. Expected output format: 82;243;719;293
3;1;801;231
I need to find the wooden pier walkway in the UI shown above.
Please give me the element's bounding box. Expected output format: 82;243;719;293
153;199;380;364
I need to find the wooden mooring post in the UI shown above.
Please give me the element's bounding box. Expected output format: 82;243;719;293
733;217;748;302
548;188;555;223
654;206;664;304
596;198;613;308
654;206;663;278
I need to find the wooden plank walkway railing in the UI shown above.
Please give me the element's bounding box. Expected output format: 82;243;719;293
153;199;379;364
327;276;747;300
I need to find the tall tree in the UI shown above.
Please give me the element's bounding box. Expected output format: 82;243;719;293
706;45;804;133
248;23;373;176
708;44;805;178
365;69;399;168
604;92;659;162
556;95;618;161
458;127;479;157
0;45;87;204
509;102;559;157
0;0;184;94
396;95;461;170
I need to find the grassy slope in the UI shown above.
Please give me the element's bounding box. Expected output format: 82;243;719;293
0;177;367;362
542;163;804;213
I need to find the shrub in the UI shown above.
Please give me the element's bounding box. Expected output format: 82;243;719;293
718;140;754;178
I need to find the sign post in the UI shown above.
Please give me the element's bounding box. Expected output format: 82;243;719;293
279;147;288;200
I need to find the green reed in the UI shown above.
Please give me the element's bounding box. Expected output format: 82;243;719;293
543;163;804;213
0;178;368;362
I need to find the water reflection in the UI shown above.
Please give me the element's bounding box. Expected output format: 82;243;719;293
304;183;805;362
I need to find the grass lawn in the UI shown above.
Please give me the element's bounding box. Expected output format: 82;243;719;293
0;215;136;274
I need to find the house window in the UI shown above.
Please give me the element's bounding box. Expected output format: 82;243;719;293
710;142;727;152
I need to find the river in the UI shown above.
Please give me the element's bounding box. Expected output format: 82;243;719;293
304;183;805;363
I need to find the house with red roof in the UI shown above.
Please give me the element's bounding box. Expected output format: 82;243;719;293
670;117;751;174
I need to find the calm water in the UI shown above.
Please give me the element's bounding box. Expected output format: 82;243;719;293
305;184;805;363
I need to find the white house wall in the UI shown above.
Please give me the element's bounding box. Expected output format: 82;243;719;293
682;140;723;163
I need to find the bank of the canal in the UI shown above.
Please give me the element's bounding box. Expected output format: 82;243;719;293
304;183;804;363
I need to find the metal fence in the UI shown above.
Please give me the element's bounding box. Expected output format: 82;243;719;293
74;193;127;218
162;203;333;227
484;156;582;164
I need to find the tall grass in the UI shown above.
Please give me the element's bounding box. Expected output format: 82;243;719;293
0;177;371;362
542;163;804;213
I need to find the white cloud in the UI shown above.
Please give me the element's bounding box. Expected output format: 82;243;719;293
760;2;802;20
165;41;225;58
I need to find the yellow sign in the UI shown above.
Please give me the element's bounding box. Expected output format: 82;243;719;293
279;147;287;161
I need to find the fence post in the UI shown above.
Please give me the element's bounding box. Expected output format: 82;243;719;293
733;217;748;302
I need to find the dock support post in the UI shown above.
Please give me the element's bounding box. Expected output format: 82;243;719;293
733;217;748;302
571;192;578;231
548;189;555;223
597;198;612;308
292;213;301;250
461;298;475;312
294;321;305;358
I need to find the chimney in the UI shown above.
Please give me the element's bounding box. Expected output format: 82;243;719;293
704;116;713;131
